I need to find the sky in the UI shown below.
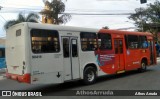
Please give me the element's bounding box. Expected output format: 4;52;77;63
0;0;158;38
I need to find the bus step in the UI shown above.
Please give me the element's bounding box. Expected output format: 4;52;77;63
117;70;125;74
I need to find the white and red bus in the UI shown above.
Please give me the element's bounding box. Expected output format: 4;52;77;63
6;22;156;84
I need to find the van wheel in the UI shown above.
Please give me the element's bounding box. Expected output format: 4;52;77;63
138;61;147;72
83;67;96;85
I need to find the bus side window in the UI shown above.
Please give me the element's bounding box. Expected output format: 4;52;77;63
31;29;60;54
98;33;112;50
139;36;148;48
80;32;97;51
127;35;139;49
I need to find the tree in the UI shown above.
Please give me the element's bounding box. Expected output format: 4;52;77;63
129;7;148;32
4;12;40;30
129;0;160;34
129;1;160;41
129;1;160;42
40;0;71;24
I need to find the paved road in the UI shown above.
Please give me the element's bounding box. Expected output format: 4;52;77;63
0;59;160;99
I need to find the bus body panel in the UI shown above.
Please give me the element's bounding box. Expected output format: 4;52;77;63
6;24;26;75
30;52;64;84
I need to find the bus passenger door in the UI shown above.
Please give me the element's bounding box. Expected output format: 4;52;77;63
148;40;156;65
62;37;80;81
114;39;125;71
71;38;80;79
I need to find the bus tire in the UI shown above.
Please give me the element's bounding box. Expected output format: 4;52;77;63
138;60;147;72
83;66;96;85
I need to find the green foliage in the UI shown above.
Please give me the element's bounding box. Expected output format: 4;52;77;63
40;0;71;24
4;12;39;30
129;0;160;34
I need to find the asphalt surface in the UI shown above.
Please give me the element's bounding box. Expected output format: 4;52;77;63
0;59;160;99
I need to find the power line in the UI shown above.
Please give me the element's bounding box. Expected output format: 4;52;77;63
0;6;136;13
62;12;133;15
1;7;135;12
0;14;6;21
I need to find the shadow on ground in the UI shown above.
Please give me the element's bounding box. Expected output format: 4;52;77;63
22;69;155;96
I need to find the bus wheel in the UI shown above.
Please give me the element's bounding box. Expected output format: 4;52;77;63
83;67;96;85
138;61;147;72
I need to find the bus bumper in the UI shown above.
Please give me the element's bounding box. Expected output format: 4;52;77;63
6;72;30;84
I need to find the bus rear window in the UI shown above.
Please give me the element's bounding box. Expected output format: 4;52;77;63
31;29;60;53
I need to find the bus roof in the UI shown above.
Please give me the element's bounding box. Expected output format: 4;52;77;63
99;29;152;36
28;22;99;32
8;22;99;33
